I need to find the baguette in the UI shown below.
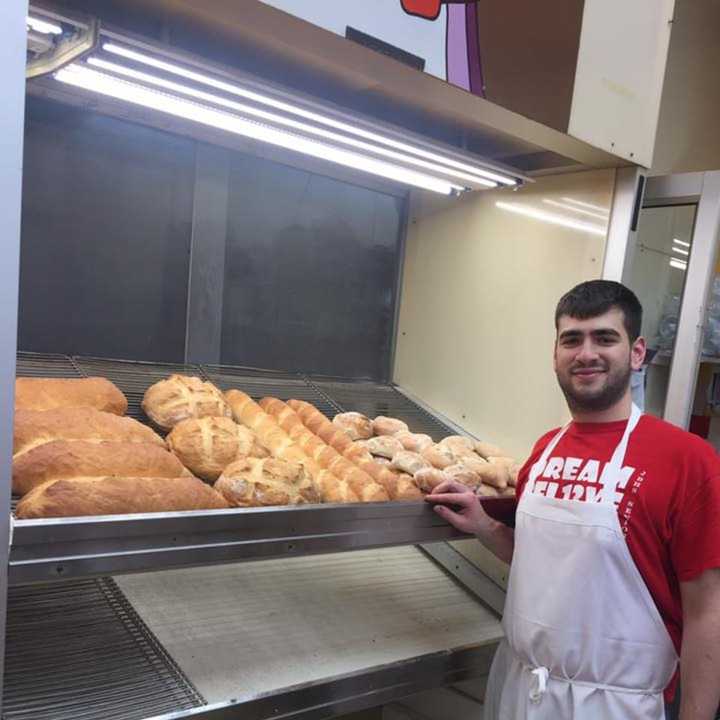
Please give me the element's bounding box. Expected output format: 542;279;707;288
12;440;190;496
225;390;357;503
260;397;388;502
14;407;164;458
16;475;229;519
15;377;128;415
288;400;422;500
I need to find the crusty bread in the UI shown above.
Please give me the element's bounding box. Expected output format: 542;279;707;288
14;408;164;458
414;468;449;493
260;398;388;502
226;390;356;503
445;464;481;489
15;377;128;415
391;450;431;476
477;484;501;498
474;441;506;459
12;440;190;496
288;400;421;501
215;456;319;507
357;436;403;459
421;444;457;469
16;475;229;518
394;431;433;453
438;435;475;458
166;416;268;482
142;375;231;431
476;462;509;489
456;454;489;473
332;412;373;441
372;416;409;436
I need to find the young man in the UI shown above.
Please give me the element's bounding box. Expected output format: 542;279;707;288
427;280;720;720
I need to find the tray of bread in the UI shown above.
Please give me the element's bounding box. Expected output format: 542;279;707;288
9;354;519;582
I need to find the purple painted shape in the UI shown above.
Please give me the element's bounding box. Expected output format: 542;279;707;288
465;3;485;97
446;4;470;91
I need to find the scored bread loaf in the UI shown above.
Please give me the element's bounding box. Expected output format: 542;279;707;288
16;475;229;519
372;416;409;436
260;398;388;502
15;377;128;415
332;412;373;441
14;407;164;458
288;399;422;500
12;440;190;496
166;416;268;482
226;390;356;503
142;375;231;431
215;456;319;507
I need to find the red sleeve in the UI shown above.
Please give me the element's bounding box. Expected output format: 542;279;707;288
671;469;720;582
516;428;559;500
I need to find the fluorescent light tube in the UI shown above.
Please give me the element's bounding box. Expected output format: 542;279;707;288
495;201;606;236
27;15;62;35
542;198;608;220
672;247;689;256
102;42;517;187
673;238;690;248
669;259;687;270
87;57;491;189
560;197;609;215
55;64;461;195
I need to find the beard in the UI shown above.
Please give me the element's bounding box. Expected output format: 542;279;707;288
556;357;632;413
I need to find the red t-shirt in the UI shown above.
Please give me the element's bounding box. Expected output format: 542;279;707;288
516;414;720;701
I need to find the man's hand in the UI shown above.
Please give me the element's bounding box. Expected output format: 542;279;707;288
426;480;515;564
679;567;720;720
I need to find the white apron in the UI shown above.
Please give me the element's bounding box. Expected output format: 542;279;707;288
484;405;678;719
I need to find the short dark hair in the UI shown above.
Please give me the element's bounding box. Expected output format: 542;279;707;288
555;280;643;342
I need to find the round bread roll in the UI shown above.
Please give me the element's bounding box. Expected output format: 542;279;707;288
477;484;501;498
394;431;433;453
477;462;509;489
167;416;269;482
391;450;431;476
439;435;475;457
445;463;481;489
372;416;409;436
332;412;373;441
358;435;403;459
142;375;231;431
420;443;456;469
487;456;516;468
215;456;319;507
474;441;506;459
413;467;449;493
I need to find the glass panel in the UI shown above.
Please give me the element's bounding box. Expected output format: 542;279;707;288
625;204;697;418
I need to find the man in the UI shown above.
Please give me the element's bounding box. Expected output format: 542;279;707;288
427;280;720;720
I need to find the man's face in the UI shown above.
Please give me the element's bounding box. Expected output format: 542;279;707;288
554;308;646;413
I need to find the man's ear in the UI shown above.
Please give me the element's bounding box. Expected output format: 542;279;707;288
631;336;646;371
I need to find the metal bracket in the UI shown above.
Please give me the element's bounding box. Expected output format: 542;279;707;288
26;17;99;79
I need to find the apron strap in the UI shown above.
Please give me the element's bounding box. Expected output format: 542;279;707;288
598;404;642;504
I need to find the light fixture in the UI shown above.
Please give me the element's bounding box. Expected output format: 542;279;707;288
87;57;496;189
101;42;518;187
672;247;689;257
56;64;462;195
27;15;62;35
560;197;609;215
673;238;690;248
669;259;687;271
542;198;608;220
495;201;606;236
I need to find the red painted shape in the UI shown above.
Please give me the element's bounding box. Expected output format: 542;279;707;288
401;0;442;21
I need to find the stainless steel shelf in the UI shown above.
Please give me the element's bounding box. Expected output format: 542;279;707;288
9;501;467;585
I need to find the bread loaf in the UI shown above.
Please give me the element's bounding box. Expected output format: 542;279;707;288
487;456;516;469
477;484;501;498
445;463;481;489
372;416;409;436
16;475;229;518
226;390;356;503
357;436;403;459
332;412;373;441
421;444;456;469
438;435;475;457
260;398;388;502
142;375;231;431
456;454;489;473
475;441;506;459
14;408;164;458
166;416;268;482
215;457;318;507
345;443;374;464
391;450;431;476
12;440;190;496
508;463;520;487
15;377;128;415
476;462;509;489
394;431;433;453
414;468;449;493
287;400;421;500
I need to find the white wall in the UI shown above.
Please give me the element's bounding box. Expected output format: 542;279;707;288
394;170;615;461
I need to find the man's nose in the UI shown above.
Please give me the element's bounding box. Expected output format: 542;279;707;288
575;339;600;363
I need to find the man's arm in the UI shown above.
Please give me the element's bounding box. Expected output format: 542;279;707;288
679;567;720;720
426;480;515;564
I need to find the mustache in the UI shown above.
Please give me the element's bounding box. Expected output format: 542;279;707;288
570;363;608;374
